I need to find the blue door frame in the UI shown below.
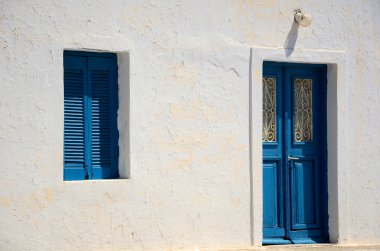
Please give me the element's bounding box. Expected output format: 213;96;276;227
262;62;328;244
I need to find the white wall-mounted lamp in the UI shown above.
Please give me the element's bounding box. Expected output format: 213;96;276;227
294;9;312;27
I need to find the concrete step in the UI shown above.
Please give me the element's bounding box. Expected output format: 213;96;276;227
203;244;380;251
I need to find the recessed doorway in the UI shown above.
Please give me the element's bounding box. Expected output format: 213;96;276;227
262;62;328;244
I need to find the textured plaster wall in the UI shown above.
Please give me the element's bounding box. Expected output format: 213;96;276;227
0;0;379;250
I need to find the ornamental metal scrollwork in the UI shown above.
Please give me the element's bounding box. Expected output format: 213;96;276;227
262;77;276;142
294;78;313;142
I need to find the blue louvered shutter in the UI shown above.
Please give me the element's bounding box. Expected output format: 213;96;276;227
88;56;119;179
64;52;118;180
63;56;87;180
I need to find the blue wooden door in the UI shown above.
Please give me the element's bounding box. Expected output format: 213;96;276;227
262;62;328;244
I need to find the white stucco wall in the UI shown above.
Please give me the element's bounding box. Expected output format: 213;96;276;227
0;0;379;250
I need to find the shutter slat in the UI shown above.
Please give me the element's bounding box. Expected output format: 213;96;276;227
91;69;112;169
64;64;85;178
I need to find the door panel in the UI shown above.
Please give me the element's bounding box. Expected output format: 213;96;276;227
263;161;279;227
263;62;327;244
263;160;285;237
285;66;326;241
290;158;320;230
262;65;285;239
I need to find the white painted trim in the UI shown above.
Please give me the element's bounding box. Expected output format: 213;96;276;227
117;51;131;179
249;47;348;246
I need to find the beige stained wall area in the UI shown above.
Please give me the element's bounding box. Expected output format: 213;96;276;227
0;0;380;250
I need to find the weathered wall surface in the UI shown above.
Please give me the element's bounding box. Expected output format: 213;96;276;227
0;0;379;250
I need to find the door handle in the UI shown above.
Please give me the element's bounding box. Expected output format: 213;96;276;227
288;156;300;161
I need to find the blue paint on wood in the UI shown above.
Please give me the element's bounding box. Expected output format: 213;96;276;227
262;64;286;240
263;62;328;244
63;55;87;180
263;161;278;227
64;51;119;180
291;159;320;230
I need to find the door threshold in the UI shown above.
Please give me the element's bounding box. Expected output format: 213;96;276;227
263;237;327;245
262;238;291;245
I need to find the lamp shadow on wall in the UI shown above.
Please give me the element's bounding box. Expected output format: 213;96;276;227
284;21;299;57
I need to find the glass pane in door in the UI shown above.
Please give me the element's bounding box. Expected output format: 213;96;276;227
294;78;313;142
263;77;277;142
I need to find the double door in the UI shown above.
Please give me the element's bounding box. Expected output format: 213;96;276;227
262;62;328;244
